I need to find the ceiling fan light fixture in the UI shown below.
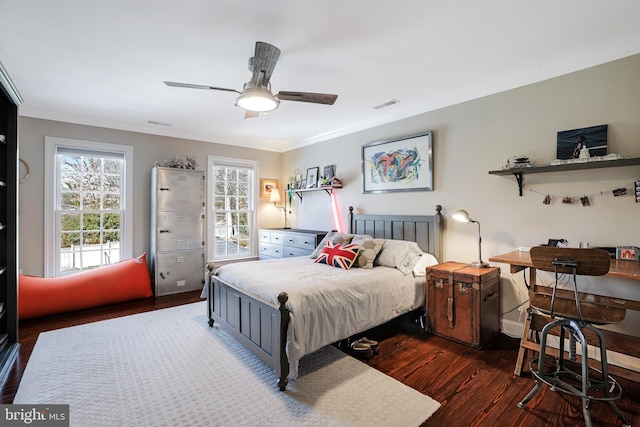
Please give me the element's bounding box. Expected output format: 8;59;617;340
235;86;280;112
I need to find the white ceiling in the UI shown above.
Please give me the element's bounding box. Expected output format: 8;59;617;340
2;1;640;153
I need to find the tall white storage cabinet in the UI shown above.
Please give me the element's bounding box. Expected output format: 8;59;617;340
150;167;205;296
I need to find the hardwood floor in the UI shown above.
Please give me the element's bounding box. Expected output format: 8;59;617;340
2;291;638;426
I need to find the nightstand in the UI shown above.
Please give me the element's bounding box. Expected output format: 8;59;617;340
425;262;500;348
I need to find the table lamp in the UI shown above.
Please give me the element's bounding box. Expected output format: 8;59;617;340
269;188;291;229
452;209;489;268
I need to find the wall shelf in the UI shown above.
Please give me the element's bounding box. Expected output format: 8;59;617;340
290;186;340;202
488;157;640;196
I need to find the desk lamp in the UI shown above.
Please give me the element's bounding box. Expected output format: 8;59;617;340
269;188;291;229
452;209;489;268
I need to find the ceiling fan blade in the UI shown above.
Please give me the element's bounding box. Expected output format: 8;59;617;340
244;110;260;119
276;91;338;105
251;42;281;86
164;81;241;94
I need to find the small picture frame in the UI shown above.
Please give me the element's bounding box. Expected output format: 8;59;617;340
616;246;640;261
260;178;278;198
323;164;336;180
306;167;319;188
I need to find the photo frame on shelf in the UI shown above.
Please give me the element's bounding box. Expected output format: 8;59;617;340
260;178;278;198
323;164;336;180
362;131;433;194
556;124;608;160
306;167;319;188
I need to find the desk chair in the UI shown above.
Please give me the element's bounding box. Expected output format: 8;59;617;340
517;247;630;427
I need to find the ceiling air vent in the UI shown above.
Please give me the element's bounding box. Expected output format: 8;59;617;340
373;99;399;110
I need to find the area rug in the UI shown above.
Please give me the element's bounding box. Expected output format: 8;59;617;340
14;301;440;426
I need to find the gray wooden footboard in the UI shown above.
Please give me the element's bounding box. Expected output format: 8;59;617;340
206;263;290;390
205;205;443;391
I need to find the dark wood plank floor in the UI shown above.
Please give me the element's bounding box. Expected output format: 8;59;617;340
2;292;638;426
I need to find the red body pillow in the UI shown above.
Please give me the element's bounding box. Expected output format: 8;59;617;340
19;253;153;320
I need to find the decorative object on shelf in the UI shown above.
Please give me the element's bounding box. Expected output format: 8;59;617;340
362;131;433;193
153;155;199;170
452;209;489;268
260;178;278;198
269;188;291;229
616;246;640;261
556;124;608;161
511;156;532;168
330;177;343;188
306;167;319;189
322;164;336;185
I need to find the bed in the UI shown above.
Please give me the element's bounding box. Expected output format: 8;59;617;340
206;205;443;390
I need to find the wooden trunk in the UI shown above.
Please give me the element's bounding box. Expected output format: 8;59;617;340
426;262;500;348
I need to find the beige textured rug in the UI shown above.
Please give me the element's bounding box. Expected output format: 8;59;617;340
14;302;440;426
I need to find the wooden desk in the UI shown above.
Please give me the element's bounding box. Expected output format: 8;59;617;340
489;250;640;382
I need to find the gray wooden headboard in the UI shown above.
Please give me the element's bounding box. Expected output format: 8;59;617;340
348;205;443;261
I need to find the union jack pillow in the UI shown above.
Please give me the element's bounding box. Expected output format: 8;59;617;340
314;242;361;270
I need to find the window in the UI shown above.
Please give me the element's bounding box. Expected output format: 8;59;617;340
45;137;133;277
207;155;257;260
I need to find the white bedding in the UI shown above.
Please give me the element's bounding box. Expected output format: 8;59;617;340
215;256;425;377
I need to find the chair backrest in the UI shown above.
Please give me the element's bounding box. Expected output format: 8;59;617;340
529;247;610;276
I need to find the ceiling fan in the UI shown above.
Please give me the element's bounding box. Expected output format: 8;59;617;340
164;41;338;118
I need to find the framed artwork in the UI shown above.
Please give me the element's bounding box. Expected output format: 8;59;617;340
362;131;433;194
323;164;336;180
306;167;319;188
556;124;608;160
260;178;278;198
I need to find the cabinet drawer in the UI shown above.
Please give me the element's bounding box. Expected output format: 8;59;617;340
282;246;313;258
269;231;284;245
259;230;271;243
260;243;284;259
283;232;318;251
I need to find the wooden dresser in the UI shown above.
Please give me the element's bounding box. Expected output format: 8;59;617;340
259;229;327;260
425;262;500;348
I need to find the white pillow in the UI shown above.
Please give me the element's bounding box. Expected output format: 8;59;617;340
376;240;423;275
412;253;440;277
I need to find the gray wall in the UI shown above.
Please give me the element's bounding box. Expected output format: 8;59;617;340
18;118;282;276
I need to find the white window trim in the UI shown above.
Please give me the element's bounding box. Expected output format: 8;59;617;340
44;137;133;277
206;155;259;261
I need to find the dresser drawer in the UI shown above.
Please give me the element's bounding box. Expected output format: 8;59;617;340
269;231;284;245
283;232;318;251
259;242;284;259
259;230;272;243
282;246;313;258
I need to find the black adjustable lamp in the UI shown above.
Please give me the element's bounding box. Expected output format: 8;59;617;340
269;188;291;229
452;209;489;268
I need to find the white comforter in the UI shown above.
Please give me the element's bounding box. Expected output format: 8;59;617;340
215;256;425;377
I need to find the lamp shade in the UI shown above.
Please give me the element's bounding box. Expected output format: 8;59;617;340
236;87;280;112
269;188;281;203
452;209;472;223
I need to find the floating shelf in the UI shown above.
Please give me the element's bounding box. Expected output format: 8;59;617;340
290;186;340;202
488;157;640;196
